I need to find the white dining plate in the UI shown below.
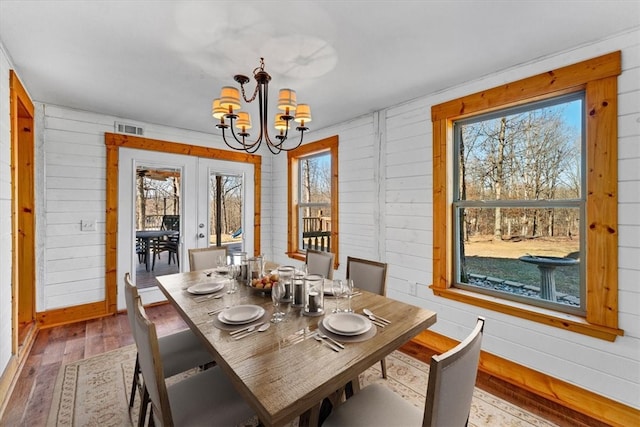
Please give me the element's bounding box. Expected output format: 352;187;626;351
219;305;265;324
186;280;226;295
323;313;372;336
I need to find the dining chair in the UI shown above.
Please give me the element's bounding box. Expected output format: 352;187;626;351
323;317;485;427
124;273;213;426
188;246;228;271
306;249;334;279
346;256;388;377
132;296;255;426
152;215;181;270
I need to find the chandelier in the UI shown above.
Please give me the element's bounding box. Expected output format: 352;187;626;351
212;58;311;154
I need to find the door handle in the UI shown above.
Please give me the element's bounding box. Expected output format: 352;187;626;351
198;233;205;238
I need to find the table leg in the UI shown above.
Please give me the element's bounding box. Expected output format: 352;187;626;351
145;237;151;272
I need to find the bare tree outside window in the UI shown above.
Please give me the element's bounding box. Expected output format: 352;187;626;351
454;94;584;313
299;152;332;252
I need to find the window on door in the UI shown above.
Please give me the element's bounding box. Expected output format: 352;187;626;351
208;173;244;253
287;136;339;266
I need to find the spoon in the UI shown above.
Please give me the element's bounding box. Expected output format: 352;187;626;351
363;308;391;324
234;322;270;340
314;333;340;352
317;332;345;349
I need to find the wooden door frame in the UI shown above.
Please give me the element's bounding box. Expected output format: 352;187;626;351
10;70;36;348
104;133;262;314
1;70;37;415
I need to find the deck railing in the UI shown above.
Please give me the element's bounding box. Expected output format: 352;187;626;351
303;216;331;252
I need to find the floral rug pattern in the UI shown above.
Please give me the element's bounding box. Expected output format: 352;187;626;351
47;345;557;426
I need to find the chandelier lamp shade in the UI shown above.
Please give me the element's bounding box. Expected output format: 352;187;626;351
212;57;311;154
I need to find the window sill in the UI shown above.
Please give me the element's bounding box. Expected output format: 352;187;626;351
430;286;623;342
287;252;306;262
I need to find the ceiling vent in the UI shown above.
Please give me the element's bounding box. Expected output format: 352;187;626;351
115;122;144;136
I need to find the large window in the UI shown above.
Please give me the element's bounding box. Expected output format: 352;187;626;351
454;94;585;315
431;52;622;341
288;136;339;266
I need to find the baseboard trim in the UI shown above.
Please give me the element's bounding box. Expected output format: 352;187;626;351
36;301;112;329
0;324;37;420
411;330;639;427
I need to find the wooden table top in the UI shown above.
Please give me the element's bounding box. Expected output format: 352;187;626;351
156;271;437;427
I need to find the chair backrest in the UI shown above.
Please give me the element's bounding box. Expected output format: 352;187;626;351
124;272;139;342
346;257;387;295
306;249;334;279
161;215;180;231
423;317;485;427
188;247;227;271
133;296;174;425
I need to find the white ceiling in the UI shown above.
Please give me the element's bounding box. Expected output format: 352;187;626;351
1;1;639;136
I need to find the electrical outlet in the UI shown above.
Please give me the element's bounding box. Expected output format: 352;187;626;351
408;280;417;296
81;219;96;232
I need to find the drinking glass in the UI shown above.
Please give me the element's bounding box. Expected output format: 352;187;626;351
271;280;286;323
331;280;344;313
216;254;226;269
344;279;354;313
227;265;239;294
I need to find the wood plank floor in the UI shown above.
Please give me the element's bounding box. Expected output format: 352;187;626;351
1;304;604;426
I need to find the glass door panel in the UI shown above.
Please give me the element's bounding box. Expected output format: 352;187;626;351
197;158;254;259
134;165;182;288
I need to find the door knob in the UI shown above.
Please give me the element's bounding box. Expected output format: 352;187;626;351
199;233;205;238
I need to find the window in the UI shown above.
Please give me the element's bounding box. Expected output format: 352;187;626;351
288;136;339;266
431;52;622;341
454;94;585;315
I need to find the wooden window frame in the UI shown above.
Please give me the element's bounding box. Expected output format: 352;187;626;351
431;52;623;341
287;136;339;268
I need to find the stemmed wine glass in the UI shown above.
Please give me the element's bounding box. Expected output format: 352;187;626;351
271;280;286;323
332;280;344;313
344;279;354;313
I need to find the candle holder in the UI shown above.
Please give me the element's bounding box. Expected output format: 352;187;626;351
292;273;305;308
277;266;295;302
303;274;324;317
247;256;263;286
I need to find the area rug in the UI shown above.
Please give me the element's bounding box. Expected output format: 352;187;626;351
47;345;557;426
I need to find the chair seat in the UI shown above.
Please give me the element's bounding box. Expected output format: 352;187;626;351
323;384;422;427
167;366;254;426
158;329;213;377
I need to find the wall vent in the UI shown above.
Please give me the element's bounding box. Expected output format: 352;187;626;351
115;122;144;136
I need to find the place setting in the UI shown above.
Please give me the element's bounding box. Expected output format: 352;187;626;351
210;304;271;333
185;277;228;302
317;312;378;344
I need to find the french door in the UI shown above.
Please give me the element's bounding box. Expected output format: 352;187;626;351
117;148;254;308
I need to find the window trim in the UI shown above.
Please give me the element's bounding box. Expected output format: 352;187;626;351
287;135;339;268
431;52;623;341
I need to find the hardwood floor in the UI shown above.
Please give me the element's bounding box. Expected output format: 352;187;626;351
1;304;604;427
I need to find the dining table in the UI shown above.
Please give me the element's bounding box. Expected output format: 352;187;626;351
135;229;179;272
156;271;437;427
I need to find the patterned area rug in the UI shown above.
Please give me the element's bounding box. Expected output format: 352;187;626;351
47;345;557;426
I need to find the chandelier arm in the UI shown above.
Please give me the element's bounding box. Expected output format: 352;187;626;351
221;128;251;151
227;115;263;150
